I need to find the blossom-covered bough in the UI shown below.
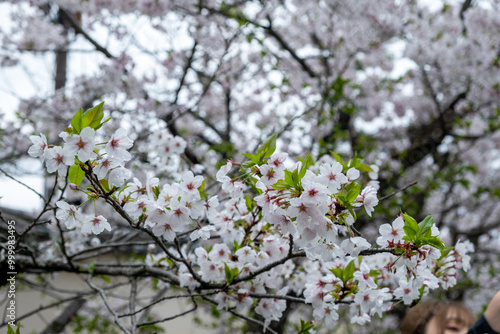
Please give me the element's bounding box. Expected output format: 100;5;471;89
20;103;472;333
1;0;499;333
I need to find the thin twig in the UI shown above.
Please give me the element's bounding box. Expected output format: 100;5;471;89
87;275;132;334
136;298;198;327
0;167;46;200
119;292;217;318
201;296;278;334
379;181;418;201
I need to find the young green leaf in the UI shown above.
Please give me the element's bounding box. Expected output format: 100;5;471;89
81;101;105;130
224;262;235;285
94;116;112;131
403;213;419;240
71;108;83;134
298;153;314;179
418;215;434;238
88;261;96;275
346;183;361;203
272;179;290;190
69;164;85;186
257;134;277;158
344;259;356;283
244;195;254;212
329;267;343;282
99;179;110;192
422;237;445;250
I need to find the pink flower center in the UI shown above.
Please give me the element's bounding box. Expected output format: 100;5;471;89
55;154;64;164
298;203;308;213
110;138;119;148
77;139;86;149
308;188;318;197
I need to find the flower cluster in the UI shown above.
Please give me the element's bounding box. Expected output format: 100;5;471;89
26;103;473;331
28;103;133;235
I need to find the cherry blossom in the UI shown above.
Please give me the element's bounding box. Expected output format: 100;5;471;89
27;133;48;161
355;185;379;217
44;146;71;175
63;127;97;162
93;156;121;179
55;200;83;229
108;167;132;187
376;216;405;247
106;128;134;161
189;225;215;241
179;171;204;197
318;162;348;192
81;215;112;235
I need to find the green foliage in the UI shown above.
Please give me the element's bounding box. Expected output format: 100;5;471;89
296;319;315;334
88;261;96;275
72;314;119;334
68;164;85;186
198;179;210;199
138;319;165;334
69;102;110;135
402;214;445;250
330;259;356;286
240;134;277;170
224;262;239;285
7;322;21;334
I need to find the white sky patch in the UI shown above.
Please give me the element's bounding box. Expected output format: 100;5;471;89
0;175;44;212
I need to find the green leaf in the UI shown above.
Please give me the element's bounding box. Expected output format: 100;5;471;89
344;260;356;283
357;163;373;173
298;153;314;179
346;183;361;203
297;319;315;334
88;261;96;275
233;240;242;252
152;186;160;200
99;179;110;192
241;153;256;161
94;116;112;131
291;169;300;187
331;152;344;165
231;267;239;280
224;263;235;285
257;134;277;158
418;215;434;238
69;165;85;186
101;275;111;284
7;323;21;334
241;160;256;170
329;267;343;282
403;226;417;240
403;213;419;239
272;179;290;190
422;237;445;250
71;108;83;134
284;170;294;186
244;195;254;212
81;102;105;130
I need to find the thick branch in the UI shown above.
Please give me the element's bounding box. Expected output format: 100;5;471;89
40;298;86;334
58;7;115;59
